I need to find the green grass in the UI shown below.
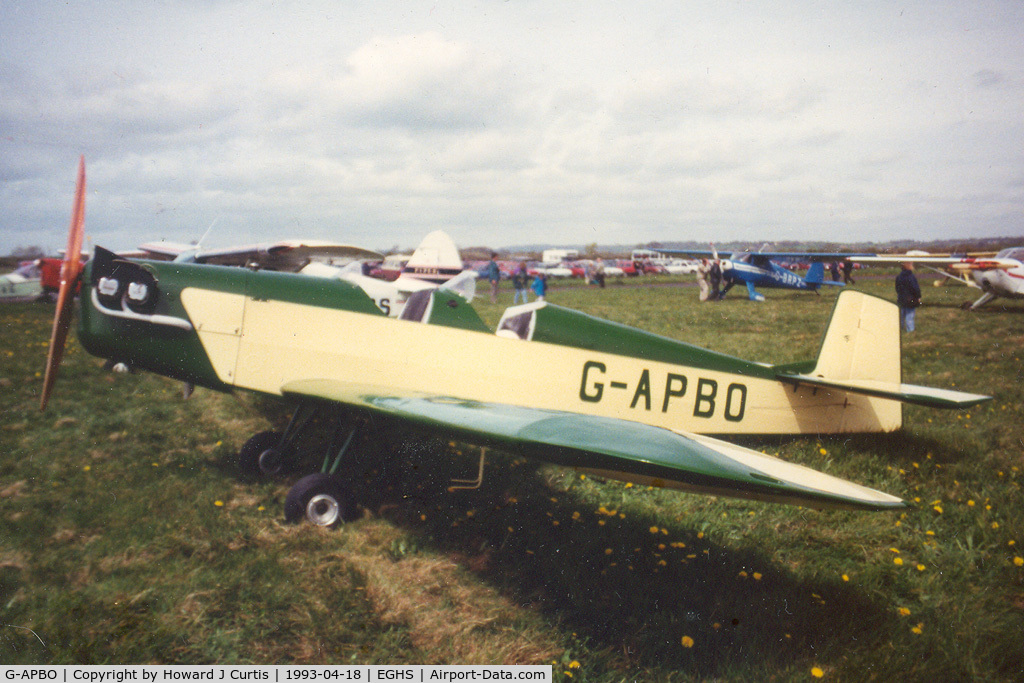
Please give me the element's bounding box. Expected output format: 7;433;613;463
1;272;1023;680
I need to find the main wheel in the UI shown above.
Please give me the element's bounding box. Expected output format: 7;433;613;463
284;473;352;526
238;431;282;476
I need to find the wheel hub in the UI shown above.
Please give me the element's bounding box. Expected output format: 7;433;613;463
306;494;341;526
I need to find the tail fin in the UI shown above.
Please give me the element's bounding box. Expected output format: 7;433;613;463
812;290;900;383
804;262;825;285
401;230;464;284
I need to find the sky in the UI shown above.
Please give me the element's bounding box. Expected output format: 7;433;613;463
2;0;1023;255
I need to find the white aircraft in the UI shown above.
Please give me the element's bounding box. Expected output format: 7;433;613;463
853;247;1024;310
300;230;476;318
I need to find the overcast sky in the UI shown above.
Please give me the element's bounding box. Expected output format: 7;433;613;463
2;0;1022;255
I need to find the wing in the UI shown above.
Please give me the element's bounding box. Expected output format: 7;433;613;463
197;241;383;271
282;380;905;511
851;255;1017;272
136;241;196;260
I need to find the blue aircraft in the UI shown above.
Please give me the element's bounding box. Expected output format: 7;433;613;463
656;248;870;301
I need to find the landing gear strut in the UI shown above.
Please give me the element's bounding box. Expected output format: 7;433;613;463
239;401;362;526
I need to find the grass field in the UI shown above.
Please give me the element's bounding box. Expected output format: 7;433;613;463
1;271;1022;680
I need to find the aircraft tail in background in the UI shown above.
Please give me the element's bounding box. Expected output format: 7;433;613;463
400;230;465;285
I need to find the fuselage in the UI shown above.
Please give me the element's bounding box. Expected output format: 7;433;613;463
77;256;904;437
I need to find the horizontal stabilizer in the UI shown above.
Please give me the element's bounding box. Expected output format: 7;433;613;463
776;373;991;409
282;379;905;511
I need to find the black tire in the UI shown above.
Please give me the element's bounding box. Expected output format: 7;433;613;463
284;473;352;526
238;431;282;476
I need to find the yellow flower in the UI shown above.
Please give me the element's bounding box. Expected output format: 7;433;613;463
753;572;762;581
898;607;911;617
568;661;580;669
811;666;824;678
893;557;904;566
916;564;926;572
991;522;1000;530
818;448;828;456
681;636;694;648
842;574;850;582
933;505;944;514
214;500;224;507
649;526;659;534
911;623;924;635
1014;557;1023;567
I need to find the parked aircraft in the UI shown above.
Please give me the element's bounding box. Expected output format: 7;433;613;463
43;160;991;526
852;248;1024;310
300;230;475;317
0;261;42;301
656;249;869;301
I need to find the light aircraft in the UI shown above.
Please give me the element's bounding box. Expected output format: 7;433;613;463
300;230;476;317
42;159;990;527
655;249;869;301
0;261;42;301
851;248;1024;310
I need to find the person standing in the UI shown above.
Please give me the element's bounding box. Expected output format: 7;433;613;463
696;259;711;302
512;262;530;305
531;271;548;301
595;258;606;289
842;260;855;284
895;262;922;332
485;253;501;304
709;260;722;301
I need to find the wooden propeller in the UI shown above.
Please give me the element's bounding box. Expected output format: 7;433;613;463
40;156;86;410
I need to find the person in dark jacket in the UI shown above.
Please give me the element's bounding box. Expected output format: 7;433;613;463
895;262;922;332
512;262;530;305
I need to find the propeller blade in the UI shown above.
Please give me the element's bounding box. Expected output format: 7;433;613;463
40;156;87;411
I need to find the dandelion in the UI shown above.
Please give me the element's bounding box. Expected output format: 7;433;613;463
898;607;911;617
894;557;904;566
214;500;224;507
568;661;580;669
967;500;975;507
753;572;762;581
916;564;926;572
933;505;944;514
911;623;924;635
649;526;659;534
1014;557;1023;567
991;522;1000;530
842;574;850;582
818;447;827;456
811;666;824;678
681;635;694;648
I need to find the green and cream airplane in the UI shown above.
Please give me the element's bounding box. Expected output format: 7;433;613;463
42;159;990;526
